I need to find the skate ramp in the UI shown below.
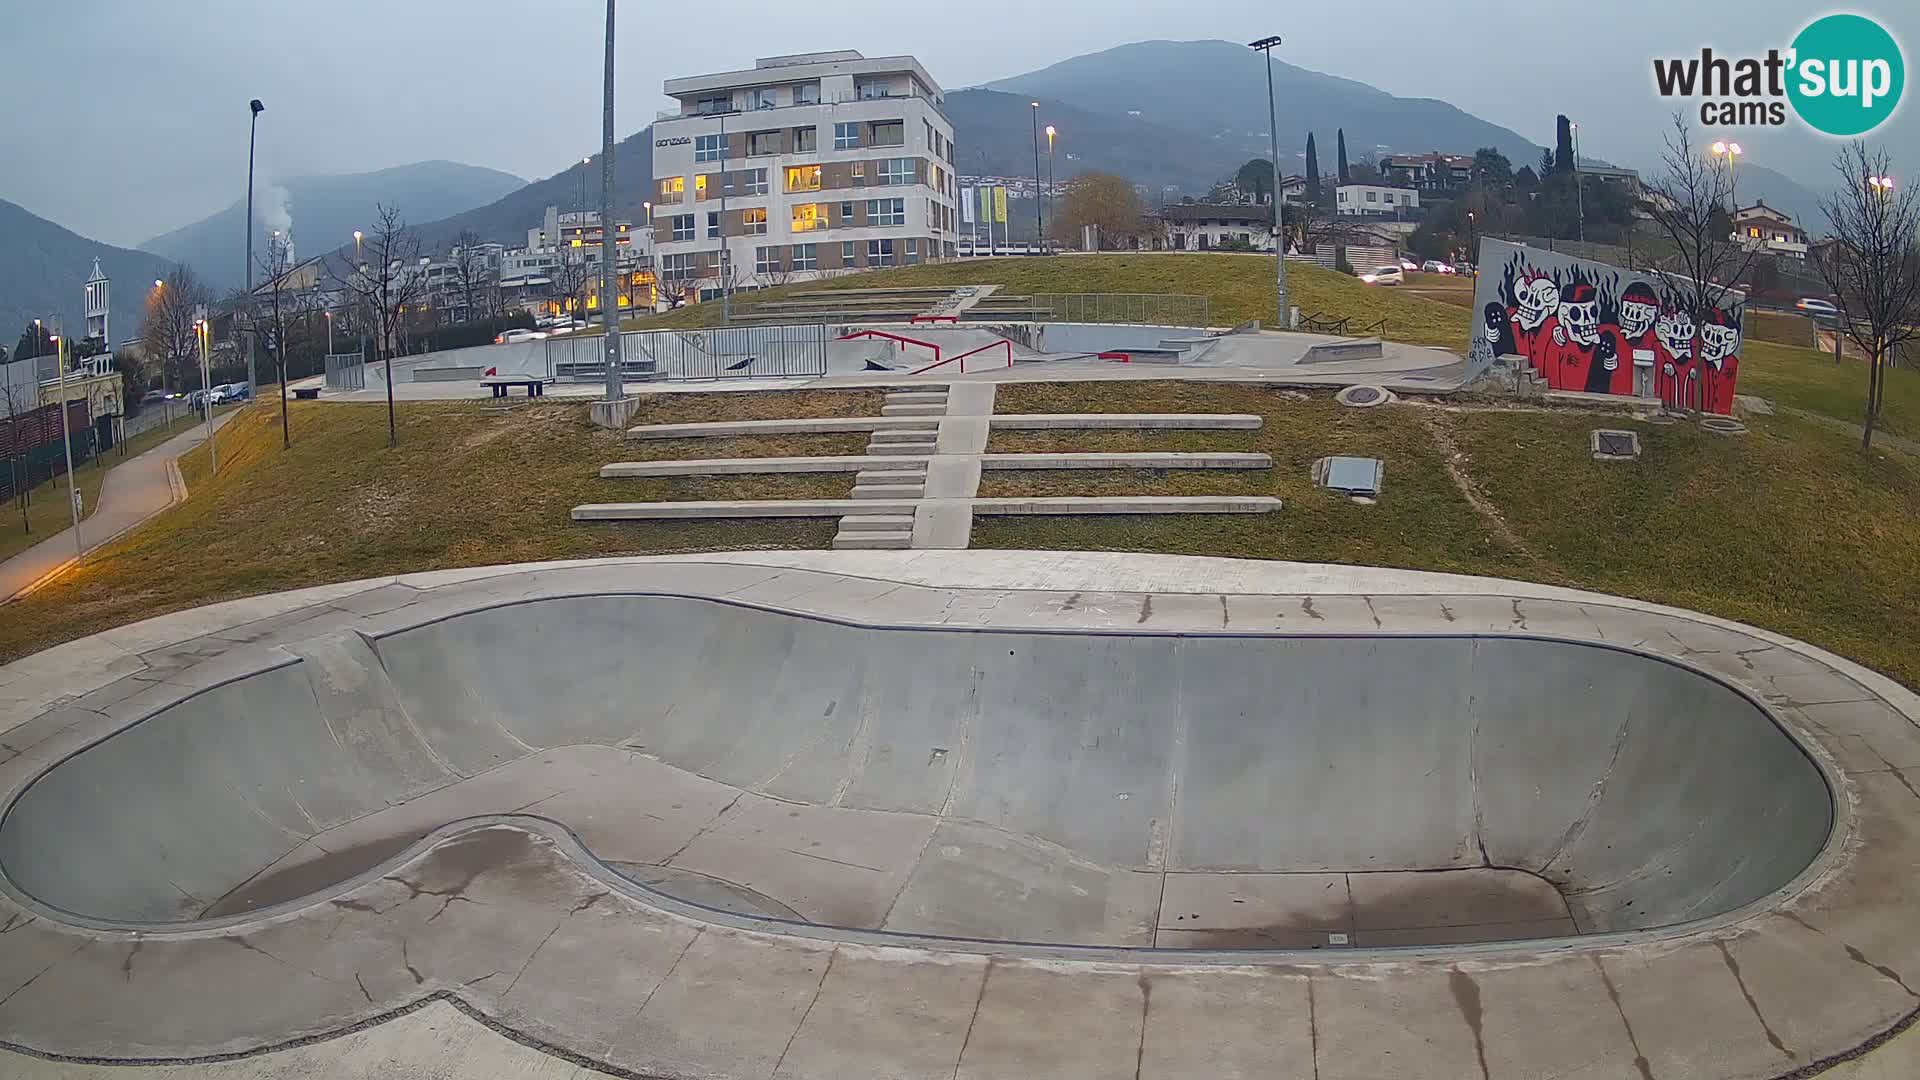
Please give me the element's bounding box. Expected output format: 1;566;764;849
0;595;1830;947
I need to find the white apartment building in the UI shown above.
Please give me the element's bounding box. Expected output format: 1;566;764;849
651;50;958;299
1335;184;1420;217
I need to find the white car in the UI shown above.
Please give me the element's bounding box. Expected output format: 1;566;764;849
495;328;549;345
1361;266;1405;286
1399;259;1420;272
1795;297;1841;320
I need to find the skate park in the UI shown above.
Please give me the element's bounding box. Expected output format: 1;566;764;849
0;551;1916;1078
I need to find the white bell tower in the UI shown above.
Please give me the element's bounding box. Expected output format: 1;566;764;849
84;259;110;347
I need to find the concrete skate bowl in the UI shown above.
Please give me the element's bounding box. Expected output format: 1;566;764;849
0;595;1833;953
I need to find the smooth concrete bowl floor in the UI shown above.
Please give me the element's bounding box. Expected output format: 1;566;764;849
0;553;1912;1080
2;595;1829;949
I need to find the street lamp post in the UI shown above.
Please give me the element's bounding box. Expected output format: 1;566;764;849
325;309;334;354
598;0;622;401
1571;121;1584;244
1248;35;1290;329
1467;211;1477;285
1712;139;1744;211
195;312;217;473
1044;125;1056;251
1030;102;1043;252
49;332;82;558
244;98;264;395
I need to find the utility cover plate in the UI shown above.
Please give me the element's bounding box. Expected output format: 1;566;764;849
1322;456;1383;495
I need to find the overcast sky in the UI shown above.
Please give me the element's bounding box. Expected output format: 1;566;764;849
3;0;1905;246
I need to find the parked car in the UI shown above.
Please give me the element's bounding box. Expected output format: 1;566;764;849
496;328;549;344
1399;259;1420;272
1361;265;1405;286
140;389;168;406
1795;297;1841;321
227;382;252;401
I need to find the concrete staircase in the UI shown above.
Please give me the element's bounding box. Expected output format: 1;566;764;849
834;386;948;549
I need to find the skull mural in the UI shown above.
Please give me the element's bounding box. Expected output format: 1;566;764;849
1656;308;1696;359
1618;282;1659;340
1515;273;1559;330
1556;282;1601;346
1699;308;1740;366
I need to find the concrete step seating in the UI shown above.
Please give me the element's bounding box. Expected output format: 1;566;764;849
573;496;1280;522
852;484;925;500
869;428;938;445
853;469;928;484
837;514;919;533
866;441;938;456
883;391;949;405
832;530;914;550
880;404;946;417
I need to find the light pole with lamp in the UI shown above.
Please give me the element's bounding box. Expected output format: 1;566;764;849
1248;35;1290;328
244;98;264;395
1712;139;1744;214
1044;125;1056;250
597;0;623;404
1466;211;1477;285
194;311;217;472
1570;121;1584;243
1030;102;1043;252
48;331;82;558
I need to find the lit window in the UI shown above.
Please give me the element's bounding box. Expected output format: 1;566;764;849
792;243;817;271
880;158;913;185
755;246;779;274
695;134;723;163
670;215;694;241
695;174;708;200
867;238;895;266
834;122;859;150
658;176;685;204
742;208;767;235
792;204;825;233
868;198;905;226
786;165;822;192
707;212;720;239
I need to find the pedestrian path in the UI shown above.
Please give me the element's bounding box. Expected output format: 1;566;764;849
0;412;233;601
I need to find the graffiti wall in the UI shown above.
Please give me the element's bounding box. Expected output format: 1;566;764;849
1467;238;1745;414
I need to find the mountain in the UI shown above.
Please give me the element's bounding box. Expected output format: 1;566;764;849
1720;163;1826;236
140;160;525;290
0;199;176;346
946;89;1241;196
406;132;654;255
983;39;1543;177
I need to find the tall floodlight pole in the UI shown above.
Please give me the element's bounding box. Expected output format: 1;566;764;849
1249;36;1289;328
245;99;264;393
1571;121;1585;244
1030;102;1043;251
600;0;622;400
1045;125;1056;251
51;332;82;558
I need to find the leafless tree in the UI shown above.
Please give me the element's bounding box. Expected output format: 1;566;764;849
1814;141;1920;451
328;203;424;447
1642;113;1761;325
451;228;496;322
549;252;591;324
233;232;299;448
139;265;210;393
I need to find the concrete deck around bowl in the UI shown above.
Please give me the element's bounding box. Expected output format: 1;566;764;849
0;551;1912;1079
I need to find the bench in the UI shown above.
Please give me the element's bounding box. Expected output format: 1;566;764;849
292;387;321;400
480;370;555;398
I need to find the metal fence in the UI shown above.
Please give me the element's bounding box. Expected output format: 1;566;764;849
324;351;366;391
630;324;830;380
1028;293;1211;328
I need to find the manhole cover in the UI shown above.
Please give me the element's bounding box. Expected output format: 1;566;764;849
1699;415;1749;436
1336;384;1394;408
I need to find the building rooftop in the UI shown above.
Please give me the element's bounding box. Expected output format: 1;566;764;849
1158;204;1274;225
664;52;942;99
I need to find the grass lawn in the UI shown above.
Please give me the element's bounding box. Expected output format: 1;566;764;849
0;401;844;662
631;254;1472;349
1736;340;1920;439
0;417;193;564
974;382;1920;689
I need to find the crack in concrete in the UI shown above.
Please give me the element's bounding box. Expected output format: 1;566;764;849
1591;956;1654;1080
950;959;994;1080
1301;597;1323;621
1306;973;1321;1080
1716;940;1793;1060
1449;967;1490;1080
1133;971;1153;1080
770;948;836;1079
1363;596;1383;629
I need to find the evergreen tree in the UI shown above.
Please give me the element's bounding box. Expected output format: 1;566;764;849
1336;129;1351;184
1304;133;1321;202
1555;115;1575;174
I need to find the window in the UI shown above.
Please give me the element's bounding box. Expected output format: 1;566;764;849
867;238;895;266
793;126;816;153
740;168;768;196
839;201;855;221
755;246;779;274
870;120;904;147
905;238;921;265
793;82;819;105
748;87;777;111
842;240;858;265
747;130;780;156
658;176;685;204
742;208;767;235
1365;190;1378;203
858;80;893;100
833;122;859;150
924;121;935;149
707;212;720;239
880;158;913;185
695;134;723;163
792;243;817;271
850;161;865;183
694;174;708;200
670;215;694;242
868;198;905;226
661;252;695;278
785;165;821;192
792;204;826;233
695;95;731;114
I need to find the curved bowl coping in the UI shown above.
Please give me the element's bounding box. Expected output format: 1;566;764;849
0;586;1844;964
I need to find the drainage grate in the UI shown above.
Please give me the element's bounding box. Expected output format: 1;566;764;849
1590;429;1642;461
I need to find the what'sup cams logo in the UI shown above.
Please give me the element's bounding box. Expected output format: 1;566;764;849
1653;13;1904;135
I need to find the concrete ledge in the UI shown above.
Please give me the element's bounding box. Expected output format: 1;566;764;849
971;496;1282;515
989;413;1262;431
1299;337;1385;364
600;456;926;477
573;499;917;520
589;396;643;430
410;365;486;382
628;416;937;439
981;452;1272;470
